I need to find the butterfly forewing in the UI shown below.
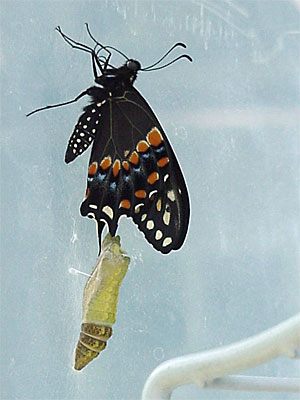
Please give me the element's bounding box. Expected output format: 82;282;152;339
80;86;190;253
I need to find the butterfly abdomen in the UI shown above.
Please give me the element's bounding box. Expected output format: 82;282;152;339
65;87;107;164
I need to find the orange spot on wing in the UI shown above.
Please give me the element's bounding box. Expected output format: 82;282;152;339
147;171;159;185
85;187;90;199
100;156;112;170
137;140;149;153
147;127;163;147
157;157;169;168
88;162;98;176
135;190;147;199
120;199;131;209
113;159;121;177
129;151;139;165
122;161;130;171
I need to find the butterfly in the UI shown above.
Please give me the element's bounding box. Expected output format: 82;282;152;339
27;25;192;254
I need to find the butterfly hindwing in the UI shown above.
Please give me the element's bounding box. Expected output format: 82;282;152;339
80;86;189;254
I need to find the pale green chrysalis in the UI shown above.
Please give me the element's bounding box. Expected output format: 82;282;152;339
74;234;130;370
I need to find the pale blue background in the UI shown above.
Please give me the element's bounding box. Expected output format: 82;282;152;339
1;1;299;399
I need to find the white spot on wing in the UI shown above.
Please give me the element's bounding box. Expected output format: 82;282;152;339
149;190;158;200
167;190;176;202
156;198;162;211
155;230;163;240
135;203;143;214
89;204;98;210
162;237;172;247
163;208;171;225
102;205;114;219
146;220;154;230
141;214;147;222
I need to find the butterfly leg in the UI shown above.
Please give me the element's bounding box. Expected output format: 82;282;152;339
85;24;112;76
91;50;104;78
85;23;112;66
26;89;89;117
56;26;94;56
56;26;103;80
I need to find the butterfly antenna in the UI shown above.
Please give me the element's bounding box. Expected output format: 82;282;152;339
143;54;192;72
142;42;187;70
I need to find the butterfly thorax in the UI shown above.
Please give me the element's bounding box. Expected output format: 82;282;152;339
95;59;141;91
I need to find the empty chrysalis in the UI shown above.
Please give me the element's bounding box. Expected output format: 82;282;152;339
74;234;130;370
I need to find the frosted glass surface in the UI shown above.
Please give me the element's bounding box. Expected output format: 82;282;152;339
1;1;299;399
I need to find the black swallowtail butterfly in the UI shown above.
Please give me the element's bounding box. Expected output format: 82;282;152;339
27;25;192;254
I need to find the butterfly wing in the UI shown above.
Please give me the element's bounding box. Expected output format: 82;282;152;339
80;86;190;253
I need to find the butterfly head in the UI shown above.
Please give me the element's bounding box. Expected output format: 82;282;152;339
120;59;141;84
125;59;142;72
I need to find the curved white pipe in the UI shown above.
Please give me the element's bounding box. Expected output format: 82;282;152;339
142;313;300;399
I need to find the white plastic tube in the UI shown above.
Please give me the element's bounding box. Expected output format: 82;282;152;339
208;375;300;392
142;313;300;399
